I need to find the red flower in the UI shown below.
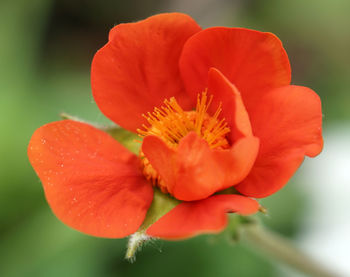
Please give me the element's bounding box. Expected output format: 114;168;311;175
28;13;323;240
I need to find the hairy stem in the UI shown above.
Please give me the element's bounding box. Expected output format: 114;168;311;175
125;232;150;262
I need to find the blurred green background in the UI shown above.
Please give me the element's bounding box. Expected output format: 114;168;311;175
1;0;349;276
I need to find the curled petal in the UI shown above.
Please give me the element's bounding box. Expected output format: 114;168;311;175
207;67;253;141
236;85;323;197
142;132;259;201
28;120;153;238
91;13;201;132
146;194;259;239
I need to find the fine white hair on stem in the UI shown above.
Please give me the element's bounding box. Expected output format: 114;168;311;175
125;232;158;262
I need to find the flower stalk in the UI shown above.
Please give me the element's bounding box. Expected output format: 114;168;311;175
242;221;338;277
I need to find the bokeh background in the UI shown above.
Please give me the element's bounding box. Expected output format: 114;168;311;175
1;0;349;276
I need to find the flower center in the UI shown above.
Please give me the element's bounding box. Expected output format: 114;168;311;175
137;92;230;193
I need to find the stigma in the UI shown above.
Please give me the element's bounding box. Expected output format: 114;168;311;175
137;92;230;193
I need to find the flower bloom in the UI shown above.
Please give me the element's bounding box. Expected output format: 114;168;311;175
28;13;323;240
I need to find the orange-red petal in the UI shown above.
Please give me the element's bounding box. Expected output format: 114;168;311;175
91;13;201;132
146;194;259;239
207;67;253;142
236;85;323;197
28;120;153;238
179;27;291;112
142;132;259;201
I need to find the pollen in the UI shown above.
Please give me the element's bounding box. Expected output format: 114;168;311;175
137;92;231;193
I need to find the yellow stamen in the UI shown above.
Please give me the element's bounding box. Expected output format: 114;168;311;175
137;92;230;149
137;92;231;193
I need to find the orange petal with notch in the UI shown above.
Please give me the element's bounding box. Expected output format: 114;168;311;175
236;85;323;197
28;120;153;238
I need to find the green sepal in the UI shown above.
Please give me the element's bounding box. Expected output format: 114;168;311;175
102;126;140;154
125;188;180;261
60;112;85;122
139;188;180;232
